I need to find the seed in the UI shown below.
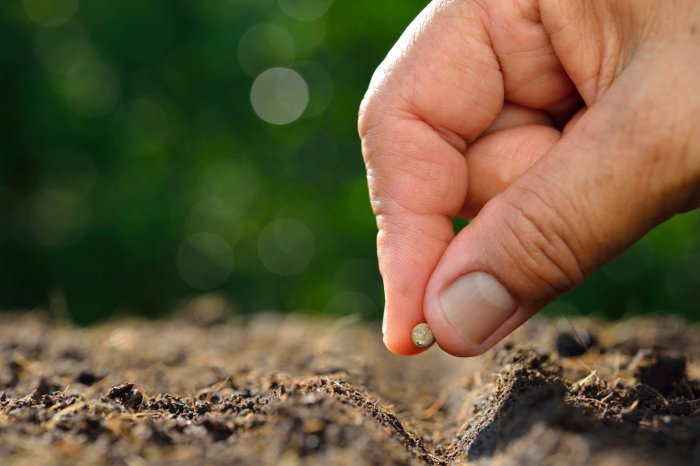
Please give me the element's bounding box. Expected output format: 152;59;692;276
412;323;434;348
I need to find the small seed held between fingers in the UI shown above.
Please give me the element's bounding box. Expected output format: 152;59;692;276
412;323;435;348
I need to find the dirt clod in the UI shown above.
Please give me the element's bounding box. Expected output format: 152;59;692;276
556;328;596;357
106;382;144;410
32;376;60;398
76;370;105;386
630;350;687;395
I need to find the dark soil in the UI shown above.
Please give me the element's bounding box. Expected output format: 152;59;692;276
1;298;699;465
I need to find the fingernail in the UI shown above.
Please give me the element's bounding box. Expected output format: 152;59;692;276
440;272;516;345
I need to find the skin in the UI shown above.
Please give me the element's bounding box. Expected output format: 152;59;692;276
358;0;700;357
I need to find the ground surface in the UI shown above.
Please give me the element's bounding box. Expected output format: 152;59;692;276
1;298;699;465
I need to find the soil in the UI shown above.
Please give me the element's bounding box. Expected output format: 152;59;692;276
1;297;699;466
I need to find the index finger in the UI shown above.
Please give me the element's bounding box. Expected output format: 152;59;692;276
358;0;502;354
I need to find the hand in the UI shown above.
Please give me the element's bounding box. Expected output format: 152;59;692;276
358;0;700;356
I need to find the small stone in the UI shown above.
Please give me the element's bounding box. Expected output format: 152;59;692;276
555;328;596;358
125;389;144;410
106;382;143;410
412;323;434;348
76;370;105;386
108;383;135;399
629;350;686;395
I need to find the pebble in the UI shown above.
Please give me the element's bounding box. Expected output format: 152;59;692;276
555;328;596;358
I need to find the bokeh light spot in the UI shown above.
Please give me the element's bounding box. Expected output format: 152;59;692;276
296;61;333;117
23;0;79;27
258;218;315;276
197;161;259;212
250;67;308;125
237;24;295;77
29;189;88;248
186;198;243;243
286;19;326;55
279;0;334;22
35;22;94;74
113;98;169;156
37;149;97;197
62;60;119;116
176;233;234;290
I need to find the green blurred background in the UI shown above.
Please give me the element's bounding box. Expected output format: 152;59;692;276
1;0;698;324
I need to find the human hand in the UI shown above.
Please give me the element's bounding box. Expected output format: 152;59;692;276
358;0;700;356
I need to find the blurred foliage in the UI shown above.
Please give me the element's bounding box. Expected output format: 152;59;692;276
0;0;698;324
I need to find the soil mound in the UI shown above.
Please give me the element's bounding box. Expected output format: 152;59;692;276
0;308;699;465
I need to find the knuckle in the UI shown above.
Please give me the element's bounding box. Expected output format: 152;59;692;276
496;186;586;298
363;119;464;217
358;93;379;141
358;79;398;142
375;212;452;296
358;94;402;167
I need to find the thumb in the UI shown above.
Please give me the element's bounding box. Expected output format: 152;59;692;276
424;72;698;357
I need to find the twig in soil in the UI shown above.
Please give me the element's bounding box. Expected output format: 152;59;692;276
565;316;591;351
557;308;589;351
571;370;598;390
681;379;696;399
